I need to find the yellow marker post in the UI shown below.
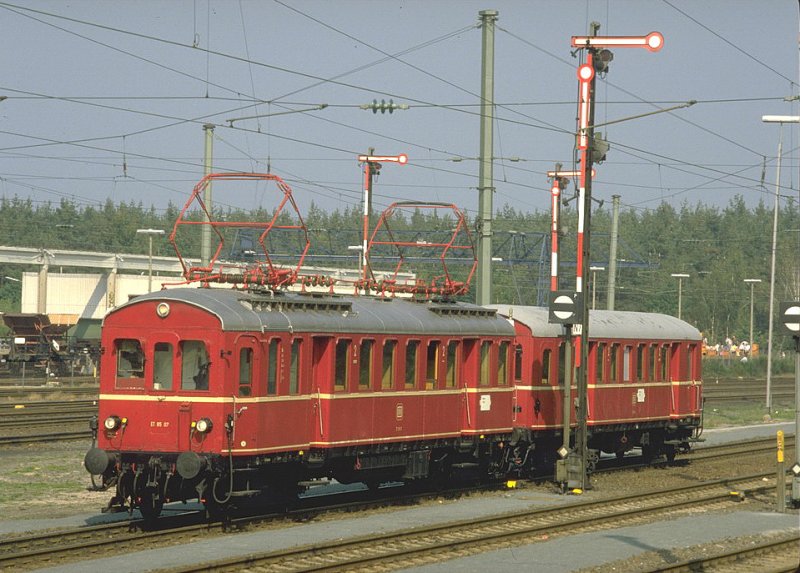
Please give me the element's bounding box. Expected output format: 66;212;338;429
777;430;785;512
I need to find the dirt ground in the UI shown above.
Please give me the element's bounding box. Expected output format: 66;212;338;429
0;440;111;520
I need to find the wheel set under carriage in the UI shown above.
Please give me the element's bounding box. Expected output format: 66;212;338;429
88;418;699;519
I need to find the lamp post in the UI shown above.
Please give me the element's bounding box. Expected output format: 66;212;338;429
671;273;690;320
136;229;165;293
761;114;799;414
743;278;762;354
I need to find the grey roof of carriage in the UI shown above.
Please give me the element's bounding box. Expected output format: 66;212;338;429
488;305;702;341
107;287;516;337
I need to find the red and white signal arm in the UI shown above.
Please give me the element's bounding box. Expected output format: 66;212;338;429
358;154;408;164
779;302;800;336
571;32;664;52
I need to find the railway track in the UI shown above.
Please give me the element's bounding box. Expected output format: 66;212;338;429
163;473;792;573
0;431;91;445
0;437;793;572
0;399;97;440
0;473;783;571
643;533;800;572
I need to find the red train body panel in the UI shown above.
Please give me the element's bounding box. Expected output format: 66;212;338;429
85;287;702;518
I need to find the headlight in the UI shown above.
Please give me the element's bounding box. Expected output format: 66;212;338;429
194;418;213;433
104;415;122;431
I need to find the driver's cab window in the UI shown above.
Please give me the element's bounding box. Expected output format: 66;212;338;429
116;339;144;389
181;340;210;391
153;342;173;391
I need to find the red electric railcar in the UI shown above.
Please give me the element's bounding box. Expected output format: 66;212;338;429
85;286;702;518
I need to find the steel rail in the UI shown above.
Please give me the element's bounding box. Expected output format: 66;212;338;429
161;473;785;573
644;534;800;573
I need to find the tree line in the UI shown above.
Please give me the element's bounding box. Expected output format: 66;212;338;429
0;194;797;353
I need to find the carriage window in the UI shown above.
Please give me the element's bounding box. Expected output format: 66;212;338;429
335;339;351;391
558;343;566;387
290;339;301;394
116;339;145;389
610;344;618;382
661;345;668;381
446;341;459;388
479;341;491;386
153;342;173;391
382;340;396;389
623;346;632;382
267;339;279;395
405;340;419;389
498;342;509;386
541;349;551;385
595;342;605;383
514;344;523;382
426;340;440;389
650;344;658;381
636;344;644;381
238;347;252;396
181;340;209;391
685;344;697;380
359;339;373;390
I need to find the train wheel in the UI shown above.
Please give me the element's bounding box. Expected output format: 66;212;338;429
138;490;163;521
664;444;677;463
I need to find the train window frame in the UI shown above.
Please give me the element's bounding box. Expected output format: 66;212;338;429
649;343;658;381
498;341;509;387
513;344;523;383
623;345;632;382
381;339;397;390
335;338;351;392
661;345;669;381
289;338;302;395
557;342;566;388
609;343;619;382
479;340;491;387
267;338;280;395
425;340;440;390
636;344;644;382
238;346;253;397
541;348;552;385
594;342;605;384
405;340;419;389
115;338;145;390
359;338;374;391
153;341;173;391
446;340;459;388
179;340;210;392
684;343;697;381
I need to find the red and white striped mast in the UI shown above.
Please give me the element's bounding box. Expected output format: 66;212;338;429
356;152;407;284
569;25;664;491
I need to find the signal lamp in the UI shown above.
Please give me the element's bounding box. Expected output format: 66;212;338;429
104;415;122;431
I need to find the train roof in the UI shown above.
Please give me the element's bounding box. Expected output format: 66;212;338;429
108;287;516;337
488;305;701;342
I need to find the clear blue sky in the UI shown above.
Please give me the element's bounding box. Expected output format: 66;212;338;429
1;0;799;221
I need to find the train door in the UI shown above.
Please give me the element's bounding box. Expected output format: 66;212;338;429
669;341;682;418
233;335;259;451
311;336;333;443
